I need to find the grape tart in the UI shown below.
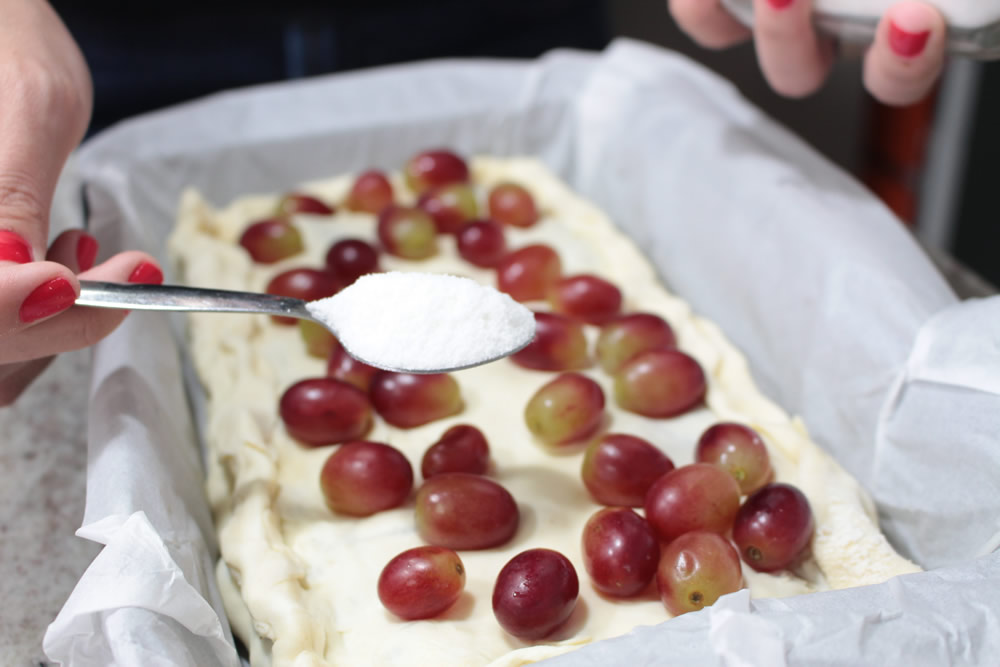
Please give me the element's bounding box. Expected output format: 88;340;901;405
169;155;920;667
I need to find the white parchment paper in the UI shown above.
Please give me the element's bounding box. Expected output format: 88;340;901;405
43;39;1000;666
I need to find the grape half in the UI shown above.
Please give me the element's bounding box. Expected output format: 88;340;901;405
457;220;507;268
644;463;741;542
377;546;466;620
377;206;438;259
524;372;605;447
488;182;538;228
695;423;772;495
279;378;372;446
346;170;394;214
581;433;674;507
266;268;339;325
582;507;659;597
510;312;589;371
614;349;706;418
656;531;743;616
325;238;379;286
415;473;519;550
320;441;413;516
417;183;478;234
596;313;677;374
497;244;561;302
370;372;463;428
548;274;622;325
275;193;334;216
492;549;578;640
732;483;814;572
421;424;490;479
404;149;469;193
239;218;303;264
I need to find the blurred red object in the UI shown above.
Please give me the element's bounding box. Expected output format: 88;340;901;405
861;87;939;225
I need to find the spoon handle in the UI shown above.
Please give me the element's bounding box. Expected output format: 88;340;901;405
76;280;312;320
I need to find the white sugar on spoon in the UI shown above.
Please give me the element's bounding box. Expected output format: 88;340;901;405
307;272;536;373
75;273;536;374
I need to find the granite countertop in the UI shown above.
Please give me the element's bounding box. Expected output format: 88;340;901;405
0;250;995;667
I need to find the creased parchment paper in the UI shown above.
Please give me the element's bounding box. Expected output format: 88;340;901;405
43;39;1000;666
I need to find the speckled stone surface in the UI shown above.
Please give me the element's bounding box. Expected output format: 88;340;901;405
0;350;100;667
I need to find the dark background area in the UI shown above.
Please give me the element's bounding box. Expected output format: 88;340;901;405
52;0;997;288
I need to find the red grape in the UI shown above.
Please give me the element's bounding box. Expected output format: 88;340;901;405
275;193;334;216
320;441;413;516
581;433;674;507
239;218;303;264
510;311;589;371
524;372;605;447
596;313;677;374
644;463;741;542
266;268;339;325
370;372;463;428
280;378;372;446
326;345;379;392
404;149;469;193
733;483;814;572
492;549;578;640
657;531;743;616
496;244;561;302
417;183;478;234
548;274;622;325
299;320;339;359
325;238;379;286
696;423;772;495
415;473;519;550
581;507;659;597
377;546;466;620
377;205;438;259
346;170;394;214
614;349;706;418
421;424;490;479
488;182;539;228
456;219;507;268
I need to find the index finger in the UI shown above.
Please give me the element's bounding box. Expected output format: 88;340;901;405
0;0;92;260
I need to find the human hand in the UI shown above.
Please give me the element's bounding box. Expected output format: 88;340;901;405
0;0;162;405
668;0;948;105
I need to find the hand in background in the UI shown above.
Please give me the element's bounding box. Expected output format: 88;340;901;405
668;0;947;105
0;0;162;405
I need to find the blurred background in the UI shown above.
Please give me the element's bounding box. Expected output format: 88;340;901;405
51;0;997;289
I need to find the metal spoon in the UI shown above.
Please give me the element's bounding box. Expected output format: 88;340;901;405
76;280;533;374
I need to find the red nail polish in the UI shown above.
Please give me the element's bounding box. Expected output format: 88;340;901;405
20;277;76;323
888;22;930;57
76;233;98;272
128;262;163;285
767;0;794;9
0;230;32;263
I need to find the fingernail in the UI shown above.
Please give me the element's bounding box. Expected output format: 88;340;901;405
889;21;930;57
767;0;795;9
128;262;163;285
20;277;76;323
76;233;98;271
0;230;32;263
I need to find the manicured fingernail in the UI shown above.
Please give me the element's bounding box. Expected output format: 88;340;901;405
889;21;930;57
767;0;795;9
128;262;163;285
0;230;32;263
76;233;98;271
20;277;76;323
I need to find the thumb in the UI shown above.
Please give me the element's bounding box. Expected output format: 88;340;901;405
0;0;92;260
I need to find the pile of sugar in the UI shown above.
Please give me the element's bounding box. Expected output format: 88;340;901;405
306;272;536;372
